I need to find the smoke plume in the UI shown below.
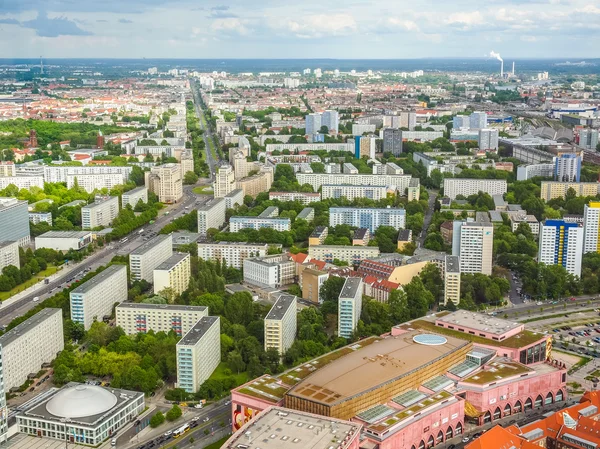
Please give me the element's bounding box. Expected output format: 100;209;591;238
490;51;503;62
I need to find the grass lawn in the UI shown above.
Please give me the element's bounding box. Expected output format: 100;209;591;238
0;265;59;301
210;362;248;386
202;435;231;449
193;185;214;195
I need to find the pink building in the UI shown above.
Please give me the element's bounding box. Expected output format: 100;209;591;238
230;374;286;431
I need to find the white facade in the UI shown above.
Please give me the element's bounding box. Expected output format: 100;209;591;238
338;278;363;339
305;113;322;135
35;231;93;251
329;207;406;233
116;303;208;336
0;162;16;177
321;110;339;133
146;163;183;203
153;252;191;296
214;164;236;198
230;216;291;232
0;198;30;246
121;186;148;209
443;178;507;200
584;202;600;254
452;221;494;275
269;191;321;204
322;184;388;201
470;111;488;129
243;255;295;288
308;245;380;265
198;198;226;236
297;172;414;192
400;130;444;141
265;143;354;154
0;344;6;444
67;173;127;193
29;212;52;225
197;242;270;269
264;295;297;355
224;188;244;209
0;176;44;190
70;265;128;330
516;163;554;181
81;196;119;229
0;240;19;271
538;221;583;277
0;308;63;391
353;124;376;135
130;234;173;282
43;166;132;183
176;316;221;393
478;129;499;150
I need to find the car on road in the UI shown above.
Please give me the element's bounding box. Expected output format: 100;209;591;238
462;436;470;443
203;417;209;422
164;430;172;438
33;296;39;302
570;297;576;301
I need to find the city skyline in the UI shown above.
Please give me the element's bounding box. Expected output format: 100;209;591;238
0;0;599;58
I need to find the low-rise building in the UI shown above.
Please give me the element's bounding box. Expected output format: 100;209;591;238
264;294;297;355
396;229;412;250
297;207;314;222
121;186;148;209
29;212;52;225
153;252;191;296
129;234;173;282
353;228;370;246
115;303;208;336
197;198;226;236
508;212;539;235
197;242;271;269
176;316;221;393
0;308;63;391
308;245;380;266
70;265;128;330
0;240;20;271
82;196;119;229
35;231;93;251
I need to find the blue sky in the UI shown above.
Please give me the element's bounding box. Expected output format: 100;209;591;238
0;0;598;58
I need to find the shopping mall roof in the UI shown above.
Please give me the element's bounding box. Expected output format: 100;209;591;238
436;311;524;336
287;330;468;406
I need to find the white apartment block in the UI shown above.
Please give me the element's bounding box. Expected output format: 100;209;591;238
243;255;295;288
29;212;52;225
322;184;388;201
0;240;19;271
265;143;354;154
43;166;132;184
264;294;297;355
584;202;600;254
269;191;321;204
443;178;507;200
116;303;207;337
322;110;339;133
297;173;414;193
153;252;191;296
508;212;540;235
329;207;406;233
197;198;226;236
0;176;44;190
308;245;380;266
452;221;494;275
197;242;271;269
0;198;30;246
67;173;127;193
400;130;444;141
0;308;64;391
0;161;15;177
352;124;376;135
538;220;583;277
230;216;291;232
444;255;461;306
176;316;220;393
145;163;183;204
305;113;321;135
516;163;554;181
224;188;244;209
121;186;148;209
214;164;236;198
70;265;128;330
338;278;363;339
81;196;119;229
478;129;499;150
35;231;93;252
130;234;173;282
0;344;6;444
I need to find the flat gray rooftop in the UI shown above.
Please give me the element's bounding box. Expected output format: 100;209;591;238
0;240;18;249
297;208;314;220
82;196;117;210
37;231;91;239
117;303;207;312
265;295;297;321
436;310;523;336
70;264;126;295
0;308;61;347
178;316;219;346
155;252;189;271
123;186;147;195
198;197;224;212
225;188;243;197
131;234;171;256
310;226;327;237
445;255;460;273
339;277;362;300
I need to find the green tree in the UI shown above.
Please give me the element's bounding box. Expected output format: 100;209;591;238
150;411;166;428
166;404;182;422
183;171;199;185
227;350;246;374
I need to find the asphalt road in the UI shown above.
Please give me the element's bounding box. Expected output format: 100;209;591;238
0;186;203;327
190;82;218;181
419;189;438;247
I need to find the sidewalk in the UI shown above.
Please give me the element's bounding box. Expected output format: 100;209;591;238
0;264;71;308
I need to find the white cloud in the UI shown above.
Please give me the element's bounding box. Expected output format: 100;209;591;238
210;17;250;36
282;14;356;39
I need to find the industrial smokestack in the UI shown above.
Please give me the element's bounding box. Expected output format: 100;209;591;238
501;61;504;78
490;51;503;78
512;62;515;75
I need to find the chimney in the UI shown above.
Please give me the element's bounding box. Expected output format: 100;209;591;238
512;62;515;76
500;61;504;78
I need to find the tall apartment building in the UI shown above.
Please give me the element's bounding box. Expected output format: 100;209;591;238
176;316;220;393
443;178;507;200
146;163;183;203
0;176;44;190
469;111;488;129
43;166;132;184
584;201;600;254
539;181;599;201
116;303;207;336
197;242;271;268
0;161;15;177
121;186;148;209
0;344;6;443
478;129;499;150
553;154;581;182
516;163;554;181
452;220;494;275
322;185;388;201
0;240;19;271
444;255;461;306
353;124;376;135
67;174;128;193
305;113;322;135
400;130;443;141
321;110;339;133
236;167;274;198
579;129;599;150
197;198;226;236
70;265;128;330
399;111;417;130
301;268;329;304
296;173;414;192
153;252;191;296
129;234;173;281
230;216;291;232
269;191;321;204
81;196;119;229
383;128;403;155
214;164;236;198
453;115;470;129
264;294;297;355
0;197;30;246
329;207;406;233
243;254;295;288
538;220;583;277
0;308;63;391
338;278;363;339
355;135;377;159
180;149;195;174
224;188;244;209
308;245;380;266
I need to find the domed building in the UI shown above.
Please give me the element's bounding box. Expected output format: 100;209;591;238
16;382;144;446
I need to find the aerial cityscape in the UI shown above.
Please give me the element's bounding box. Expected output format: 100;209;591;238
0;2;600;449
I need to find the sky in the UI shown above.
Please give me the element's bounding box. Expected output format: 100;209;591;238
0;0;599;59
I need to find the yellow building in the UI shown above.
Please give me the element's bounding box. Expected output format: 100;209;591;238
301;268;329;304
540;181;599;201
153;252;191;297
388;261;428;285
236;167;274;198
308;226;328;246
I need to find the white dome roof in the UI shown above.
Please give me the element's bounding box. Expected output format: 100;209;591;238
46;385;118;418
